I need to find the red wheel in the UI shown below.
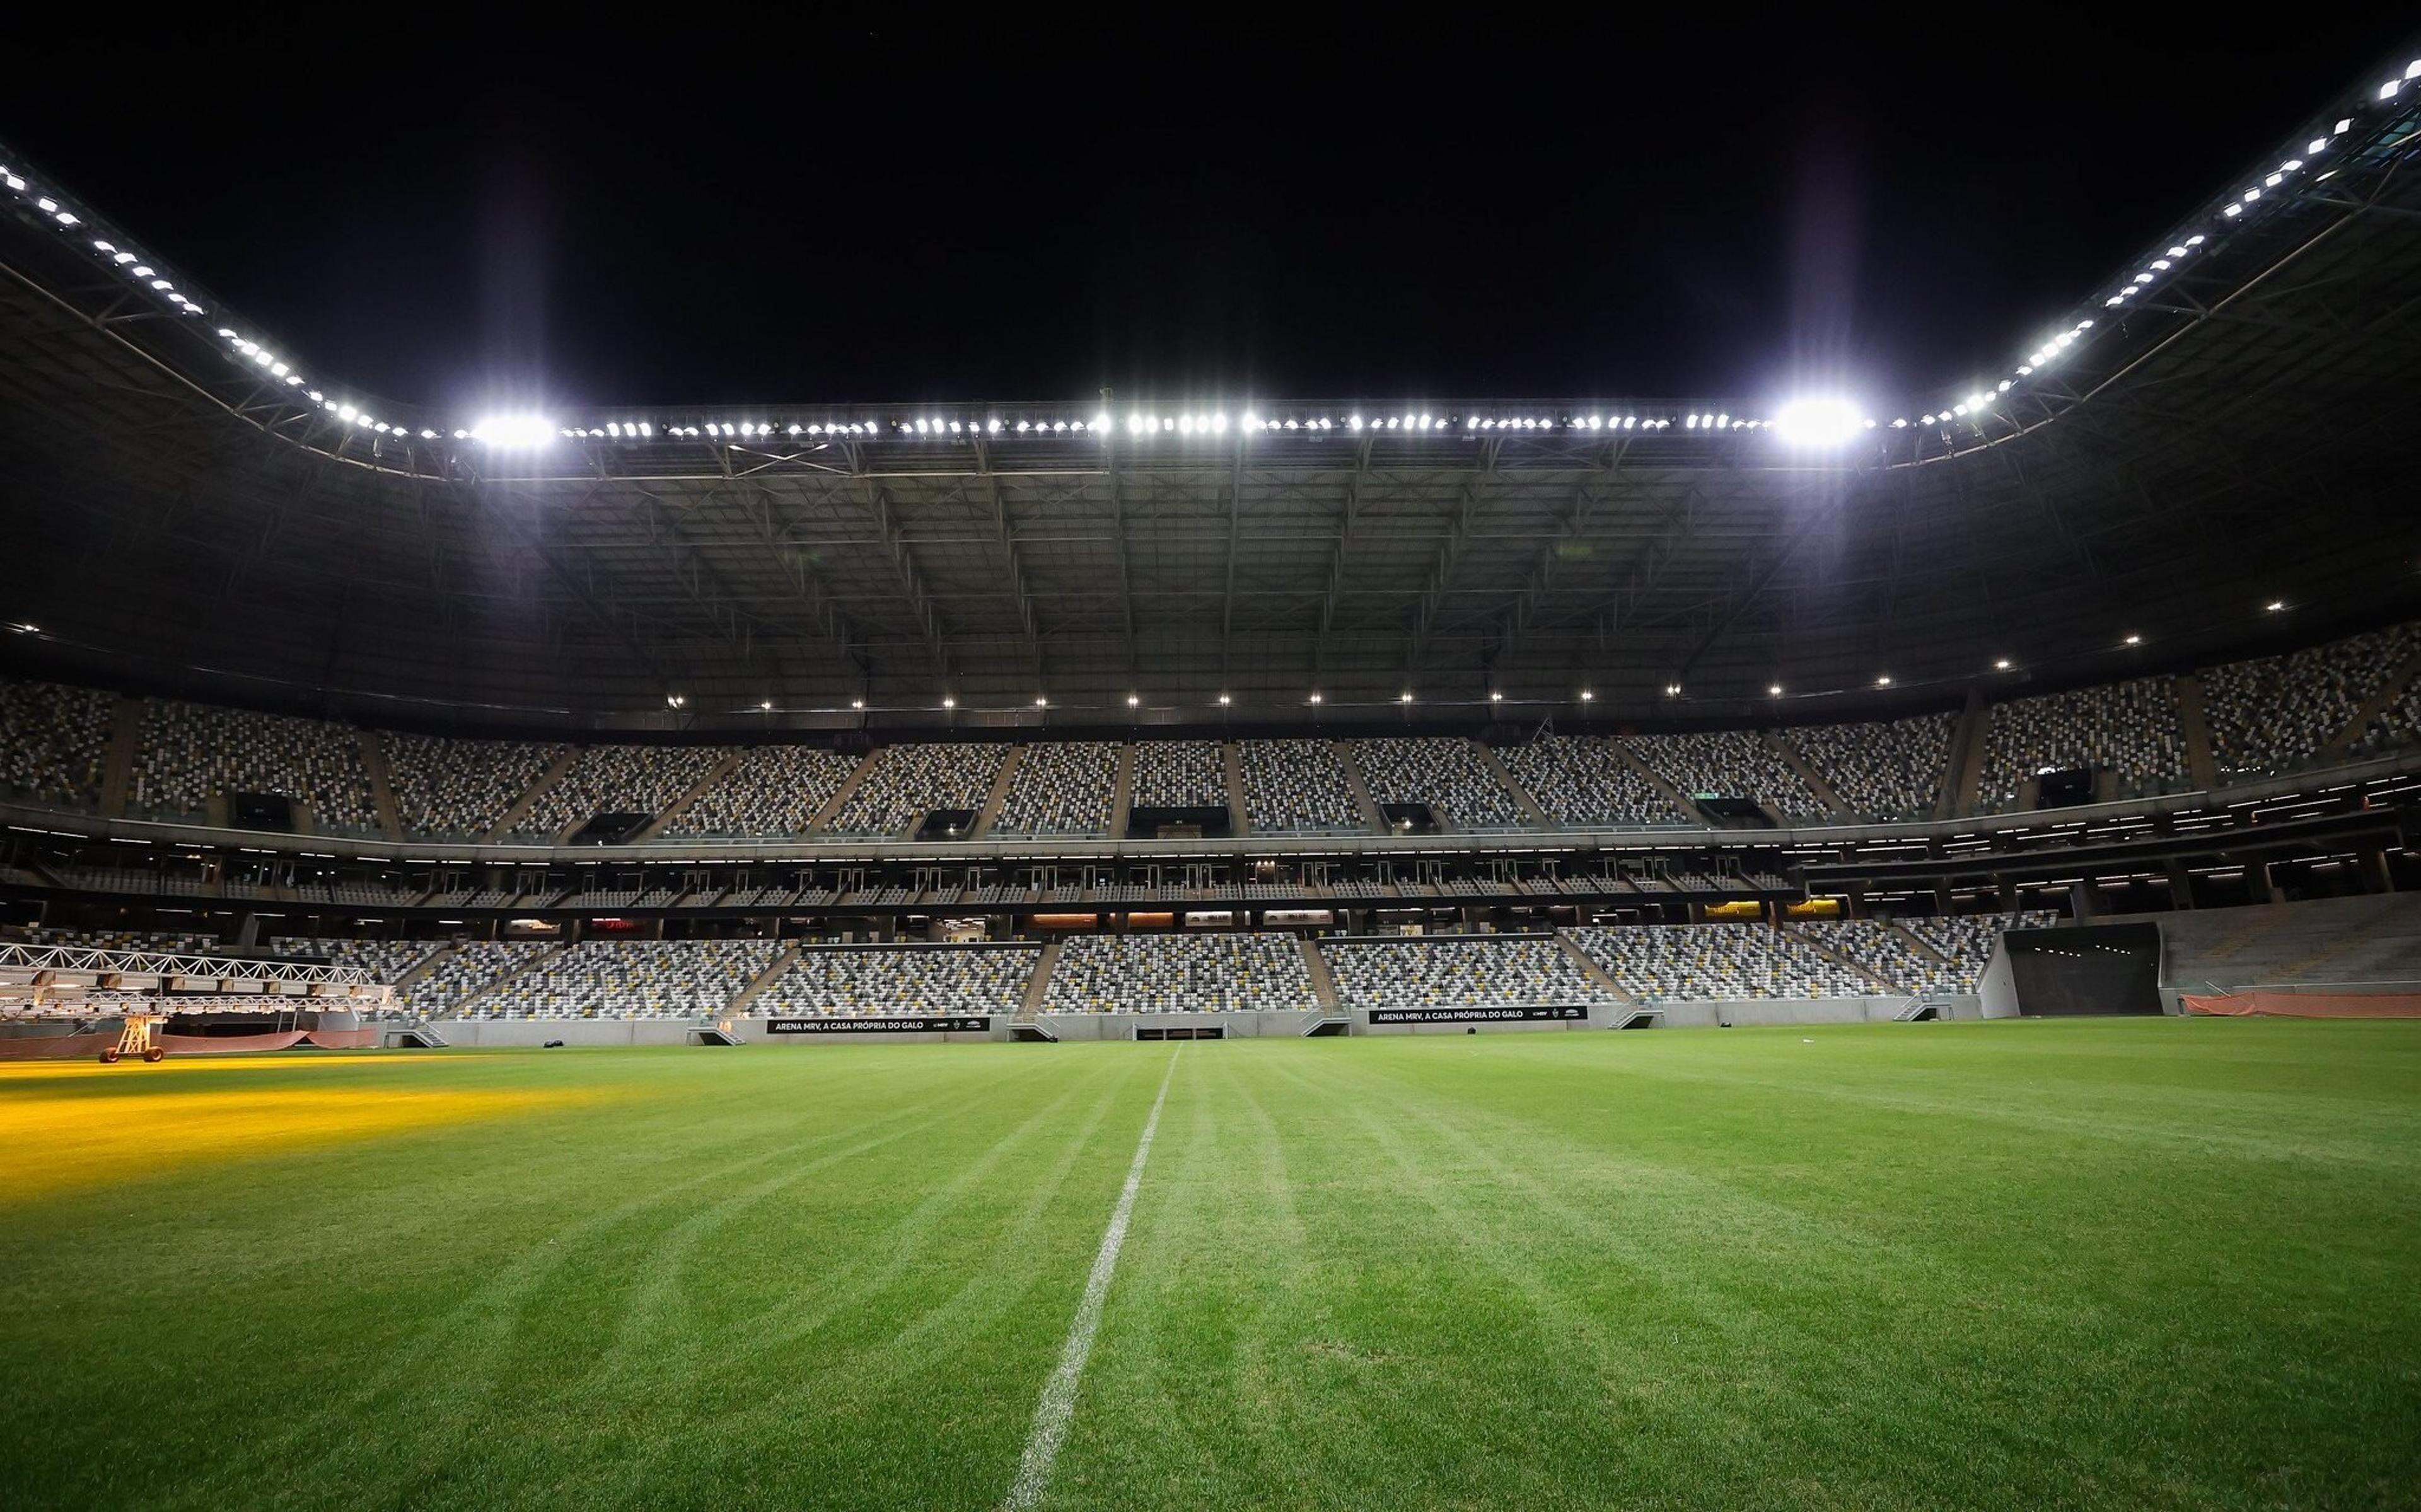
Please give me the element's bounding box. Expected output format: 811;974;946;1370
142;1046;166;1063
98;1047;120;1064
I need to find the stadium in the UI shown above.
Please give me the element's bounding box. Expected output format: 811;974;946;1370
4;32;2420;1509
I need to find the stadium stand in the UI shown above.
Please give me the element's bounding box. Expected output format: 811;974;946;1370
1353;738;1525;828
1321;935;1622;1008
405;941;554;1017
1895;912;2059;991
15;926;222;954
466;938;778;1019
268;937;444;995
825;742;1010;836
1977;676;2188;811
0;677;113;808
751;944;1038;1017
1569;922;1873;1001
1627;731;1825;818
2202;624;2418;780
1787;713;1956;820
1128;740;1228;809
991;742;1117;836
1790;920;1956;995
1042;932;1320;1013
513;744;728;838
385;735;566;840
1240;740;1366;833
131;700;378;833
1495;734;1685;826
665;745;859;838
2159;893;2421;991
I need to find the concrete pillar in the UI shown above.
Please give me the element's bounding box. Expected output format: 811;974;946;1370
2069;880;2098;921
1995;875;2020;913
2261;862;2289;906
2360;845;2395;894
2165;860;2195;911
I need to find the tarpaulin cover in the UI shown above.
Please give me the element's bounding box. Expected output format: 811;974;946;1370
2181;991;2421;1019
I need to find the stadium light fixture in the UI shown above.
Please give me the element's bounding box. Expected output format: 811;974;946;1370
1308;692;1323;705
1995;658;2013;671
470;415;555;448
2123;633;2142;646
1664;683;1681;697
760;700;774;711
941;696;956;709
1489;691;1503;703
666;695;685;708
851;698;865;710
1217;694;1231;707
2265;599;2287;612
1875;675;1892;687
1768;684;1783;696
1127;694;1141;707
1578;690;1594;702
1770;396;1866;447
1035;696;1048;708
1400;692;1415;704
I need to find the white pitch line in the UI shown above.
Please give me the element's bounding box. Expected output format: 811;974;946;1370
1002;1049;1181;1511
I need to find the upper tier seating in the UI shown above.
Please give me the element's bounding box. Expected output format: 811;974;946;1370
825;742;1011;836
131;700;378;833
1567;923;1874;1001
991;742;1117;836
405;941;554;1017
1895;912;2059;991
1043;932;1319;1013
1129;740;1228;810
513;744;729;838
1352;739;1524;828
666;746;859;837
0;678;113;807
1977;676;2188;811
469;939;778;1019
1495;735;1685;826
1240;741;1366;833
1787;713;1955;821
2202;623;2419;780
1321;935;1621;1008
752;944;1038;1017
1627;731;1825;819
386;736;565;839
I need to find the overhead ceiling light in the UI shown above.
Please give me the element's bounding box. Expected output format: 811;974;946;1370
941;696;956;708
1995;658;2012;671
2123;633;2142;646
1768;684;1783;696
1217;694;1232;706
852;698;866;710
1770;396;1867;448
1400;692;1415;703
2265;600;2287;612
1578;690;1594;701
1035;696;1048;707
1665;683;1681;697
1489;691;1503;703
1876;675;1893;687
1308;692;1323;705
1127;694;1141;707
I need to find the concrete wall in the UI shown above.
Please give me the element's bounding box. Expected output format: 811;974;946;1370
427;1018;705;1047
1648;995;1982;1028
1038;1009;1324;1041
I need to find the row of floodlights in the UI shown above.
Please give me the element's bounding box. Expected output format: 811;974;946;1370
1909;59;2417;426
12;55;2415;453
506;397;1876;450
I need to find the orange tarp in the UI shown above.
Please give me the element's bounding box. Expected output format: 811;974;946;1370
2182;991;2421;1019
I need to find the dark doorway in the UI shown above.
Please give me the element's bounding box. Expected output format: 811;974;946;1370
2005;922;2163;1016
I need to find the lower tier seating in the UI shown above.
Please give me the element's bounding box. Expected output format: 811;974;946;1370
1044;933;1319;1013
752;944;1039;1017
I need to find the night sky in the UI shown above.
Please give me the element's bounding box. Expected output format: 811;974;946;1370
8;21;2409;417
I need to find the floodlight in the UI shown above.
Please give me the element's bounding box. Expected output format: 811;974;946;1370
471;415;555;448
1770;396;1865;447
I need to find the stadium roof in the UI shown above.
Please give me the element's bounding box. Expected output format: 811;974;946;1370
3;52;2420;732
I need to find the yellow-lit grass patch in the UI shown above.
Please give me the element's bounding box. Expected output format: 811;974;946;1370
0;1083;601;1203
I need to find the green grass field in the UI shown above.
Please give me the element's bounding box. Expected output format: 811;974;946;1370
4;1020;2418;1509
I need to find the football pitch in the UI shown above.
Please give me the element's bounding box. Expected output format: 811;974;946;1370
3;1020;2417;1510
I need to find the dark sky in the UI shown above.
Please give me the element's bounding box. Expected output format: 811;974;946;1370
8;20;2412;416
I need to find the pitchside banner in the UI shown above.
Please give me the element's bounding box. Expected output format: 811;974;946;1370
1366;1005;1589;1025
766;1016;991;1034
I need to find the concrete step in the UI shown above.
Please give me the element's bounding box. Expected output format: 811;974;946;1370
483;746;580;843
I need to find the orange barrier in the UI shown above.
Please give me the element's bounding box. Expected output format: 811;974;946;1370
0;1029;383;1059
2182;991;2421;1019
